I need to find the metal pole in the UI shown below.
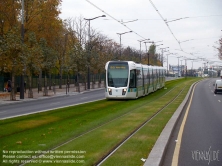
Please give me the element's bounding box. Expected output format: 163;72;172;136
139;41;141;62
84;15;106;90
117;31;132;59
120;34;122;57
181;60;183;76
144;42;148;65
167;54;169;76
162;49;163;67
20;0;25;99
178;57;179;77
138;39;149;63
87;20;90;90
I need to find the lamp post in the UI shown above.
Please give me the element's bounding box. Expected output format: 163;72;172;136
144;41;149;65
117;31;132;58
177;56;183;77
166;54;171;76
179;39;194;44
138;39;149;63
84;15;106;90
159;47;169;67
20;0;25;99
165;17;189;23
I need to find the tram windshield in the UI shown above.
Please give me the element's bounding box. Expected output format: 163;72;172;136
107;62;129;87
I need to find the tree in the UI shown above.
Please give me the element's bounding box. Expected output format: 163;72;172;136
0;0;20;36
219;39;222;60
25;32;44;97
23;0;63;44
39;38;57;91
65;17;88;87
0;27;24;100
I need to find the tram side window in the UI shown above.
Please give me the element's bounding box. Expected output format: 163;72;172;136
129;70;136;88
137;68;143;87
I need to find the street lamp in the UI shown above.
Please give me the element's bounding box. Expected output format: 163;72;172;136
165;17;189;23
138;39;149;62
179;39;194;44
117;31;132;58
20;0;25;99
155;44;163;47
144;41;149;65
84;15;106;90
177;56;183;77
154;40;163;43
159;47;169;67
120;19;138;24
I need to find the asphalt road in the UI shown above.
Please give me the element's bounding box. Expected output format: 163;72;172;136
162;78;222;166
0;89;105;120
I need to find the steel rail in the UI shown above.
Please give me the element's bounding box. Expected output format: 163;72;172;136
96;85;187;165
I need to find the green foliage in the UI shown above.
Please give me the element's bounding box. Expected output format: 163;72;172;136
0;26;23;74
1;1;165;93
39;38;57;74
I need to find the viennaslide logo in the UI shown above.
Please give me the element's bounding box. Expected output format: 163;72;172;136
191;146;220;165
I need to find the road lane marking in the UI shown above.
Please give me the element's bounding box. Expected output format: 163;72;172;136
0;111;6;114
219;100;221;102
171;84;197;166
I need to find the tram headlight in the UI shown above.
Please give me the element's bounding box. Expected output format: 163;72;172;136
122;88;127;95
108;88;112;95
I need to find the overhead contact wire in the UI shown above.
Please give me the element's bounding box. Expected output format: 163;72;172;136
148;0;182;50
85;0;148;40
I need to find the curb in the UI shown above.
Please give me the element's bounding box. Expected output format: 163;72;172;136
144;81;197;166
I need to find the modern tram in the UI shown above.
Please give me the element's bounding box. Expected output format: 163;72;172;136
105;61;166;99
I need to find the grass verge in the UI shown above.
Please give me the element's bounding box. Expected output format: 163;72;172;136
0;77;201;165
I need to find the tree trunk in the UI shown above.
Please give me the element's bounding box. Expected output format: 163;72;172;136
59;66;62;89
43;74;48;96
10;72;16;101
49;73;52;90
28;75;33;98
39;70;42;91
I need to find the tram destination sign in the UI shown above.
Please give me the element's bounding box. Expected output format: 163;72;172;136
109;66;127;69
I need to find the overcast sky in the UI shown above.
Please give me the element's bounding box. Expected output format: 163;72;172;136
59;0;222;69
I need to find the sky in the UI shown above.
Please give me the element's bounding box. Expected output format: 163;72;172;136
59;0;222;70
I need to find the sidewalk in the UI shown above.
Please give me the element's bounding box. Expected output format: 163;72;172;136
0;82;105;105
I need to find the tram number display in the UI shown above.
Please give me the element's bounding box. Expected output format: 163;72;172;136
109;66;126;69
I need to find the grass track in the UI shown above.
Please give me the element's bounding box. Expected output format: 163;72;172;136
0;78;201;165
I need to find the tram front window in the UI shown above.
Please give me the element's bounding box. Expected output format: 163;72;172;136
108;63;128;87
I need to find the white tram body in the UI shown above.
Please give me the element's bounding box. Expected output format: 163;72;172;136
105;61;166;99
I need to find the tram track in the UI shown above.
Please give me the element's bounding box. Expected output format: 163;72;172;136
19;80;192;166
96;84;188;165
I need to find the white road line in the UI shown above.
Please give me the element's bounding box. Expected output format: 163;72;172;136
219;100;221;102
81;97;88;100
0;111;6;114
171;84;196;166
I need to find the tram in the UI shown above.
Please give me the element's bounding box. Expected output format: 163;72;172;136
105;61;166;99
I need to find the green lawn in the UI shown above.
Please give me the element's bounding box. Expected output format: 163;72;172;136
0;77;201;166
